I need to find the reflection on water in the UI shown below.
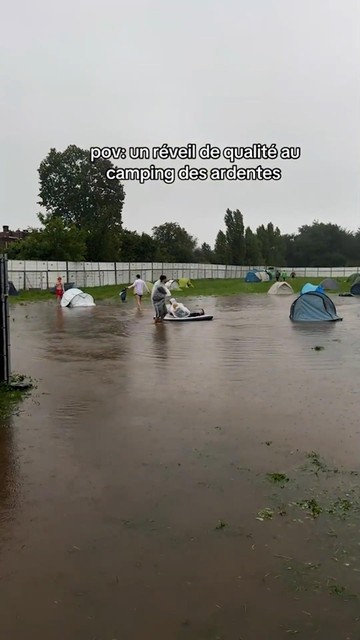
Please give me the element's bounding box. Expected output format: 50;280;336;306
1;294;360;640
0;422;19;529
151;323;169;360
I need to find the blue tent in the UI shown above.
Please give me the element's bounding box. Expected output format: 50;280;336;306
300;282;324;295
290;291;342;322
245;271;261;283
350;281;360;295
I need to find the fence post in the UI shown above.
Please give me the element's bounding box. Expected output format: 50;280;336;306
114;261;117;285
128;263;131;284
0;254;11;384
151;263;154;282
24;262;26;290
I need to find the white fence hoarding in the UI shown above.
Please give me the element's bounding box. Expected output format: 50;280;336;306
5;260;360;290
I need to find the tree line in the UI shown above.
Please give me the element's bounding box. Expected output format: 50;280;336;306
7;145;360;267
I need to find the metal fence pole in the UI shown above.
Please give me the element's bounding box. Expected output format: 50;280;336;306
0;254;11;384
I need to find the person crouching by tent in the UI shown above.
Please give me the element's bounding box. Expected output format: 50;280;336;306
55;276;64;305
127;274;150;309
151;275;171;323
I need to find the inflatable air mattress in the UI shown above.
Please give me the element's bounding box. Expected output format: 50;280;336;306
163;314;213;322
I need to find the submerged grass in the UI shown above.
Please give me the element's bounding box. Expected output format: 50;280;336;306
0;374;33;424
8;276;350;304
257;452;360;604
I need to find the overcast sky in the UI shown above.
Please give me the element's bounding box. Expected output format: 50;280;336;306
1;0;359;246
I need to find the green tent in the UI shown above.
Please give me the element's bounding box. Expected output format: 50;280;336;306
347;273;360;283
178;278;194;288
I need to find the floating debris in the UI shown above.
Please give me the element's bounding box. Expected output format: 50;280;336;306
266;472;289;485
256;508;274;521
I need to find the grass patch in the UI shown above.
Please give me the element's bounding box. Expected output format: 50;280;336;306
0;374;33;423
256;508;274;521
8;276;350;304
266;472;290;485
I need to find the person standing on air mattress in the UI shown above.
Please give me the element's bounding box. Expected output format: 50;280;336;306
151;275;171;323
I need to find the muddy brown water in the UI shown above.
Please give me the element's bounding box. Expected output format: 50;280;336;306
1;294;360;640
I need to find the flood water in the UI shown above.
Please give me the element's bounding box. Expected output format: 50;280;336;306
1;293;360;639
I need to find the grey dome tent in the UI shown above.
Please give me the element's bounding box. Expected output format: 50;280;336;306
320;278;340;290
350;280;360;296
290;291;342;322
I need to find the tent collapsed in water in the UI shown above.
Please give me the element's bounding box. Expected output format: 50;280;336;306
290;291;342;322
61;288;96;308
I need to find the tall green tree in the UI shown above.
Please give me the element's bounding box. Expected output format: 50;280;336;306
152;222;198;262
288;221;354;267
214;230;229;264
244;227;263;266
224;209;245;264
256;223;284;265
6;213;86;260
120;230;159;261
38;145;125;261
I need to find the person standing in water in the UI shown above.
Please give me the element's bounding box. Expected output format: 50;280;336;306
55;276;64;305
151;275;171;323
127;274;150;309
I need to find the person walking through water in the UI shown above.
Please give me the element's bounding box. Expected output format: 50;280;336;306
127;274;150;309
151;275;171;323
55;276;64;305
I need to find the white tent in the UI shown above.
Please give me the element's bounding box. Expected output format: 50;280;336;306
257;271;270;282
268;282;294;295
60;288;96;307
165;279;181;290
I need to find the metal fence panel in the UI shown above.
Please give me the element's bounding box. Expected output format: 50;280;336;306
6;261;360;290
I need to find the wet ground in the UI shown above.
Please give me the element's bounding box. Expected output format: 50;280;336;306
1;293;360;639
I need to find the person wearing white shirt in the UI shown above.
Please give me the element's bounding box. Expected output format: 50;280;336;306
127;274;150;309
